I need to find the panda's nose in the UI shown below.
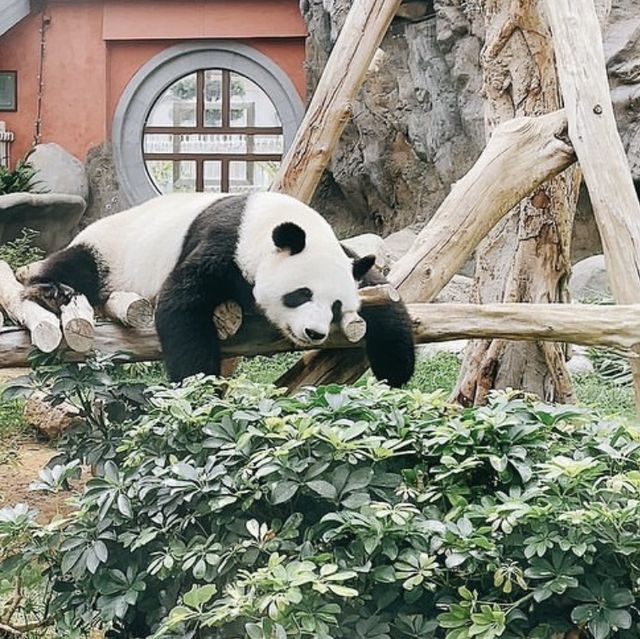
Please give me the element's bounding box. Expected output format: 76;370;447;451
305;328;326;342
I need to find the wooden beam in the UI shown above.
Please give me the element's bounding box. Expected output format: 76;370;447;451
544;0;640;409
270;0;402;201
2;303;640;369
390;110;575;300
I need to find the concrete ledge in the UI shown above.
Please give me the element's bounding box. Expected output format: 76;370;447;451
0;192;86;252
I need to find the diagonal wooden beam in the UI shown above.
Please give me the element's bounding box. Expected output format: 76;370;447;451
270;0;402;201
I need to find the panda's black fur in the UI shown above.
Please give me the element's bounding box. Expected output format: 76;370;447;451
154;195;257;381
341;245;415;388
25;192;415;386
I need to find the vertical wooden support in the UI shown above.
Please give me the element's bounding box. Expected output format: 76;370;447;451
545;0;640;411
270;0;402;201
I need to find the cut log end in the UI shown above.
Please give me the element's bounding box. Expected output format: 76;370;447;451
61;296;95;352
341;311;367;343
30;320;63;353
104;291;154;328
213;301;243;340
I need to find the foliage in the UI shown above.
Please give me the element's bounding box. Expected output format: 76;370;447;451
0;160;41;195
2;356;640;638
586;348;632;388
0;227;45;270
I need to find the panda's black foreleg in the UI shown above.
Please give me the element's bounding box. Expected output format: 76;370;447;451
154;266;223;382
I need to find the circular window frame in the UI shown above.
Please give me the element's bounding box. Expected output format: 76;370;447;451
112;41;305;205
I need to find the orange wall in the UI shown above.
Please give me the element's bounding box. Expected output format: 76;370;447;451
0;0;306;166
103;0;306;40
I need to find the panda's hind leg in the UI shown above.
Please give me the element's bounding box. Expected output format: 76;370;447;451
23;243;107;312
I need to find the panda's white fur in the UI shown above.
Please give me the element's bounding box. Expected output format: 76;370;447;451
70;192;224;300
238;192;360;346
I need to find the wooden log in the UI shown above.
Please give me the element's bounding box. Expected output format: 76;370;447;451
270;0;402;201
104;291;154;329
61;295;95;352
341;311;367;343
281;110;577;391
0;261;61;353
1;302;640;368
545;0;640;409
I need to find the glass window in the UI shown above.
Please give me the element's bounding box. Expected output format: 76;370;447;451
143;70;284;194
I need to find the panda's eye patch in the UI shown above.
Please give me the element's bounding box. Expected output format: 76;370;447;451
331;300;343;322
283;287;313;308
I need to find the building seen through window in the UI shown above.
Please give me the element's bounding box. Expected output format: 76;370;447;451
143;69;284;194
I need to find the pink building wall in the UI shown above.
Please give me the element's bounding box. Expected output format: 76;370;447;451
0;0;306;166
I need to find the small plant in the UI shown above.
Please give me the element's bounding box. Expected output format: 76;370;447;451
0;228;45;270
0;160;40;195
2;355;640;638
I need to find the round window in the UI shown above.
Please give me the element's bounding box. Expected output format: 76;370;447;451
112;42;304;204
143;70;284;194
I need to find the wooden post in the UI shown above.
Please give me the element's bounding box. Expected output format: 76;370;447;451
545;0;640;409
60;295;95;352
270;0;402;201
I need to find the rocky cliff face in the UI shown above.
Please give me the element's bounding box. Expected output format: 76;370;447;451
301;0;640;260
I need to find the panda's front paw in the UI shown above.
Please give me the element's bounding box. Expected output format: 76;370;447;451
23;281;77;313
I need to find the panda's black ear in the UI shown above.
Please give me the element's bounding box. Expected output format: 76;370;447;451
352;255;376;281
272;222;306;255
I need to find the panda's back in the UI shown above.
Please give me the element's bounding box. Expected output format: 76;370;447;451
73;192;227;300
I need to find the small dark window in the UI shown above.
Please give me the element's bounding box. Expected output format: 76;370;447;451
0;71;17;112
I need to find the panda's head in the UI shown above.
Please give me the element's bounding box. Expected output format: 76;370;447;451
253;221;375;347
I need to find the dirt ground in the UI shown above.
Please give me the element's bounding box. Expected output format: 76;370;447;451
0;438;82;522
0;368;84;522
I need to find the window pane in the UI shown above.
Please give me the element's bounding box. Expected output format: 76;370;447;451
146;73;197;127
229;160;280;193
204;70;223;127
203;161;222;193
146;160;196;194
229;73;280;127
144;133;283;155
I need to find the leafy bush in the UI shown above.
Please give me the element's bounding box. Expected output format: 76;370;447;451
0;160;40;195
2;358;640;639
0;227;45;270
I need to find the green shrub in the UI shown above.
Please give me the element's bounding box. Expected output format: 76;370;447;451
0;160;40;195
2;357;640;639
0;228;45;270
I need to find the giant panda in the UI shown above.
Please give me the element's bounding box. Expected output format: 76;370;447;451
24;191;415;386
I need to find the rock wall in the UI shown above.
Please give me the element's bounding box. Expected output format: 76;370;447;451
301;0;640;261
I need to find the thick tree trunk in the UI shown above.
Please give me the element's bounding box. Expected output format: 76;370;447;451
454;0;579;406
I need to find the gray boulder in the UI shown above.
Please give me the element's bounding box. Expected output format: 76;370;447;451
342;232;389;270
28;143;89;202
383;227;417;264
0;192;86;252
569;255;612;301
435;274;472;303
